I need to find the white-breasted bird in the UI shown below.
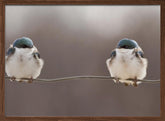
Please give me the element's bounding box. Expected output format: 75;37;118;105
106;38;148;86
5;37;44;83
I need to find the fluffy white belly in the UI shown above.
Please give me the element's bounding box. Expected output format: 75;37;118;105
5;49;43;81
108;49;147;80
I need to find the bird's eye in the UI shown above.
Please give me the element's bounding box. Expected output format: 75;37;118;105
121;45;129;49
125;45;129;48
22;44;28;48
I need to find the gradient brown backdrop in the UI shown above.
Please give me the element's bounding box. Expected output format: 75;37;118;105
5;5;160;116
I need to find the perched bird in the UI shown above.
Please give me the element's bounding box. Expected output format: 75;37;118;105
5;37;44;83
106;38;148;86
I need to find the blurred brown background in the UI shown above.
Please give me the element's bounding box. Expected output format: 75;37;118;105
5;6;160;116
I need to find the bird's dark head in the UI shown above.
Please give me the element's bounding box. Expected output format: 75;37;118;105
117;38;138;49
13;37;33;48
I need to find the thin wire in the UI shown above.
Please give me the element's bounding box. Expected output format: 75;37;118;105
5;76;160;84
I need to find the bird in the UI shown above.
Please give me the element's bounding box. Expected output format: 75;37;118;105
106;38;148;87
5;37;44;83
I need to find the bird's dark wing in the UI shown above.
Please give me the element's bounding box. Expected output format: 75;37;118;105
108;50;116;64
6;47;15;56
110;50;116;58
135;51;144;58
33;52;40;59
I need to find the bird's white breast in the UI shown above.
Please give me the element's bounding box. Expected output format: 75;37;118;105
106;49;147;81
5;48;44;81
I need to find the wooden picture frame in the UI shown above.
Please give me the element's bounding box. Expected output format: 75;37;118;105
0;0;164;121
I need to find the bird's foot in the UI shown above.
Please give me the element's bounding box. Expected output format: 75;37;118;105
114;77;120;83
133;82;138;87
124;83;129;86
19;80;23;83
133;78;138;87
10;76;16;81
28;77;33;83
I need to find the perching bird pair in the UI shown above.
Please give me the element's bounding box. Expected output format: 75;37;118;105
5;37;148;86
